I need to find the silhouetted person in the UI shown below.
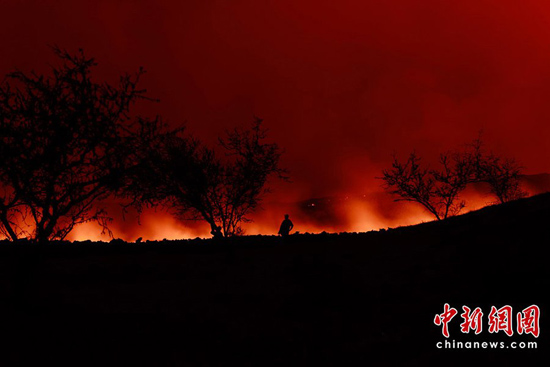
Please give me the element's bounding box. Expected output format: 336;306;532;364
278;214;294;236
211;225;223;240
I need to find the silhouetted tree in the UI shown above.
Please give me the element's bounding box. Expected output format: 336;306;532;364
463;138;527;203
0;187;22;241
135;118;286;237
211;119;287;235
0;47;165;242
381;151;470;220
483;157;527;203
381;138;527;220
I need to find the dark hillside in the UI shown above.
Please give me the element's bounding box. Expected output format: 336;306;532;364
1;194;549;366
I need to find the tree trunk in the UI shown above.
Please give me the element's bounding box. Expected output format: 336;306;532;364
0;213;19;241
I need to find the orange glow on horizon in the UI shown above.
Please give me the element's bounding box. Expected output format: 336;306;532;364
67;212;211;242
0;183;542;242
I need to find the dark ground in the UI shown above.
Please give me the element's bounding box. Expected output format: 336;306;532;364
1;194;549;366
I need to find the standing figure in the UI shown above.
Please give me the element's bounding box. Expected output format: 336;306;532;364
278;214;294;237
211;225;223;239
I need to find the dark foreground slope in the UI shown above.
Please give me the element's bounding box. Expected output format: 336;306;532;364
1;194;549;366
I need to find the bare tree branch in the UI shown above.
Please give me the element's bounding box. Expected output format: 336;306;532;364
0;48;165;242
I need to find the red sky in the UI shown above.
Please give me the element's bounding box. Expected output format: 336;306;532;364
3;1;550;238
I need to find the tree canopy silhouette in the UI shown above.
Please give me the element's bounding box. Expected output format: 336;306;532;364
464;138;527;203
132;118;287;237
0;48;167;242
381;151;470;220
381;138;527;221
